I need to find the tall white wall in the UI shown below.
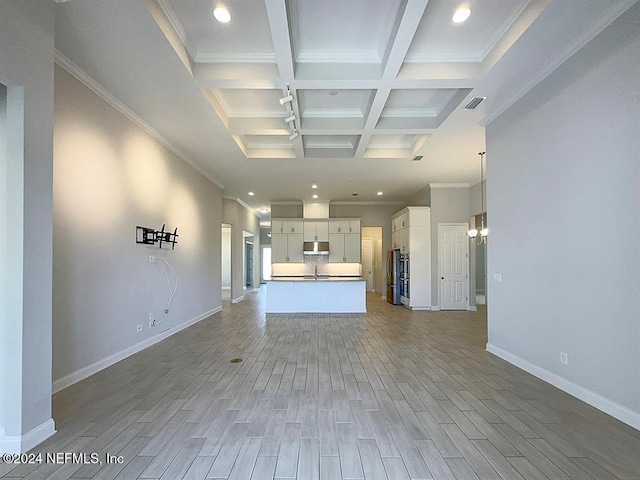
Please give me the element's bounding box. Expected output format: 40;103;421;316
0;0;55;451
486;4;640;427
53;65;223;385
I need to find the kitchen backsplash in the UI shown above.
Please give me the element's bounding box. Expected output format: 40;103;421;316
272;257;361;277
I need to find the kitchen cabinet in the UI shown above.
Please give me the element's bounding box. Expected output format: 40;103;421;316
329;233;360;263
329;219;360;234
271;233;303;263
282;220;304;234
271;219;283;234
391;207;431;309
303;220;329;242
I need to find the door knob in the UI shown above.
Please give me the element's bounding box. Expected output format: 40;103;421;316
441;277;444;280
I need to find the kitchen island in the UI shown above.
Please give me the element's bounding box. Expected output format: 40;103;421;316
266;276;366;313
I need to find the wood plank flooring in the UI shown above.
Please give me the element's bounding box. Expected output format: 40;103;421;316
3;289;639;479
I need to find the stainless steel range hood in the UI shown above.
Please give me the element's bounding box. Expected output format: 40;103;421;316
303;241;329;255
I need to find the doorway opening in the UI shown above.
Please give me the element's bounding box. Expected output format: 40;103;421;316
471;213;487;306
221;224;231;301
242;231;255;292
362;227;383;295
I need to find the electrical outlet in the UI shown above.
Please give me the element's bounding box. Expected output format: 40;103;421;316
149;312;155;327
560;352;568;365
149;255;156;263
492;273;502;283
136;324;143;334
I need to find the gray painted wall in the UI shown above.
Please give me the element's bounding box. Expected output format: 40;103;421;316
222;199;260;300
0;83;6;432
429;187;470;307
271;203;303;218
221;227;231;289
53;66;223;382
486;5;640;419
405;185;431;206
0;0;55;439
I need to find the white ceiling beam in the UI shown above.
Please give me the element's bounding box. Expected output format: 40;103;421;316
264;0;295;82
381;0;430;80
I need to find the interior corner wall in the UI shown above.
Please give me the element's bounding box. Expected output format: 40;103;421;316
429;187;470;307
405;185;431;207
222;199;260;300
0;0;55;449
53;65;223;385
486;4;640;427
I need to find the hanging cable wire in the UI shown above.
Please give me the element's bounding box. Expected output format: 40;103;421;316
152;256;178;325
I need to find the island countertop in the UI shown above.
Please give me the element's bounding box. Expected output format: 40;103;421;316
269;276;364;282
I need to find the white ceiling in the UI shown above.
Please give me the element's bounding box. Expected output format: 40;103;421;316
53;0;637;220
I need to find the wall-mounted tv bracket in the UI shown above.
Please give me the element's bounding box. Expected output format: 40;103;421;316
136;224;179;250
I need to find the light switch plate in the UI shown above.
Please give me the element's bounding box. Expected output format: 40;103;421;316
492;273;502;283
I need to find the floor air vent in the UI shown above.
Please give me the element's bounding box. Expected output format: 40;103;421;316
412;155;423;161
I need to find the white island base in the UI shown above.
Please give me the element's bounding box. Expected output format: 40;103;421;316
266;278;366;313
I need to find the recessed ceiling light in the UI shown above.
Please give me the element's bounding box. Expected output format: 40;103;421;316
260;208;269;213
452;6;471;23
377;191;383;196
213;6;231;23
312;194;318;199
311;184;318;189
248;191;254;196
328;90;339;96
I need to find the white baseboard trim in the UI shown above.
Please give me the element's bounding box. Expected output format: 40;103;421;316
231;296;244;304
486;343;640;431
410;306;432;311
431;306;441;311
222;286;231;290
252;287;260;292
467;305;478;311
0;419;56;454
52;306;222;394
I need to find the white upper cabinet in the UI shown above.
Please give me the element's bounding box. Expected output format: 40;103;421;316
329;220;349;234
303;220;329;242
282;220;304;234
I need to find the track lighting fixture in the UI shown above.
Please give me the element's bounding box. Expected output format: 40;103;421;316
289;130;299;140
279;85;294;105
285;113;296;123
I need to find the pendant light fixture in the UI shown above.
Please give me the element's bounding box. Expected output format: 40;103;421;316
468;151;488;244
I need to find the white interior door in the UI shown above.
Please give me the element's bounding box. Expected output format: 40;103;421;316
362;237;373;291
439;224;469;310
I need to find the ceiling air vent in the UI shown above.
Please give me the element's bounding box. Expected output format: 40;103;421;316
412;155;423;162
464;97;486;110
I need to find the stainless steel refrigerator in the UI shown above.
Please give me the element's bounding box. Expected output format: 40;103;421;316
386;249;401;305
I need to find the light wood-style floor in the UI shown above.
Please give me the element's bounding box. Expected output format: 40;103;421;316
3;289;639;479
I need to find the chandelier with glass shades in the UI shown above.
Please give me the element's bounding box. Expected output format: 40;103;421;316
468;152;488;244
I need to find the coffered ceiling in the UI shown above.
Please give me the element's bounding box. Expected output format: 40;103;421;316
53;0;636;216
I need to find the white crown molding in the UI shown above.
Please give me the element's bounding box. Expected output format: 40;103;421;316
302;109;364;119
482;0;637;127
54;50;225;190
330;201;405;205
157;0;188;50
305;142;355;149
296;50;381;64
222;196;262;219
381;108;438;118
245;142;294;149
429;183;470;188
403;53;484;64
270;201;303;205
486;343;640;430
228;110;287;119
194;52;277;64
